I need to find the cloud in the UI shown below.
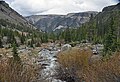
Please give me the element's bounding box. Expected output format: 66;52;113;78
4;0;118;16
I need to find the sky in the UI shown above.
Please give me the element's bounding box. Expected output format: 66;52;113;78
4;0;119;16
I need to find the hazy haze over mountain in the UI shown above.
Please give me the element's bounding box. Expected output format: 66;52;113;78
4;0;118;16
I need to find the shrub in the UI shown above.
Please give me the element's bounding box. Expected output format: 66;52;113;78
0;58;38;82
57;48;120;82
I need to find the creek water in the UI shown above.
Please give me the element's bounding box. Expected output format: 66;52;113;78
37;47;65;82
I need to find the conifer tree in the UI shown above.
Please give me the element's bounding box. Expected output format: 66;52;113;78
20;32;25;44
30;37;34;47
12;42;20;62
103;17;117;55
49;32;56;42
0;38;3;48
64;27;71;43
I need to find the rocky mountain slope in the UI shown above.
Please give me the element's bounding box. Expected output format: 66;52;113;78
95;2;120;32
0;1;35;30
94;2;120;24
102;2;120;11
26;11;98;32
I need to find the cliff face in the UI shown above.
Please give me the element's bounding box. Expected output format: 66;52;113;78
26;11;98;32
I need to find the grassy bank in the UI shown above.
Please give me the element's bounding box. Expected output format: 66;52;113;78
0;58;38;82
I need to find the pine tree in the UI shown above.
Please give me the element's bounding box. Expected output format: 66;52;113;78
20;32;25;44
49;32;56;42
0;38;3;48
103;17;117;55
12;43;17;55
41;32;48;43
64;27;71;43
31;37;34;47
12;42;20;62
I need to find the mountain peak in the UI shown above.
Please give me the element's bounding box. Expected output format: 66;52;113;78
102;3;120;12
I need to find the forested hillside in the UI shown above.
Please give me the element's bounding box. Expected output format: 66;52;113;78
0;0;51;48
48;3;120;54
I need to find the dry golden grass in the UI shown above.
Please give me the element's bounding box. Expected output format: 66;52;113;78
0;48;12;56
87;53;120;82
0;47;45;82
58;48;92;69
57;48;120;82
0;58;38;82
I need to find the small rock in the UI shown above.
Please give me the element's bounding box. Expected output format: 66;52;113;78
61;44;72;51
0;54;3;57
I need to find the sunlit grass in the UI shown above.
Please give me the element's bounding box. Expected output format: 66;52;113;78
0;58;38;82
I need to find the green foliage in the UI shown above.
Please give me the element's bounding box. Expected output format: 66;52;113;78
0;19;50;47
103;17;118;55
30;37;34;47
12;42;21;62
0;37;3;48
63;27;71;42
41;32;48;43
48;32;56;42
20;32;25;44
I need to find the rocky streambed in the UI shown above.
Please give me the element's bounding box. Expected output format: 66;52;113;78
35;43;103;82
36;47;65;82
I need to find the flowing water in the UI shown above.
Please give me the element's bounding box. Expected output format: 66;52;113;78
37;47;65;82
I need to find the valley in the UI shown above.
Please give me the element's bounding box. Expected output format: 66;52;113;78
0;0;120;82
